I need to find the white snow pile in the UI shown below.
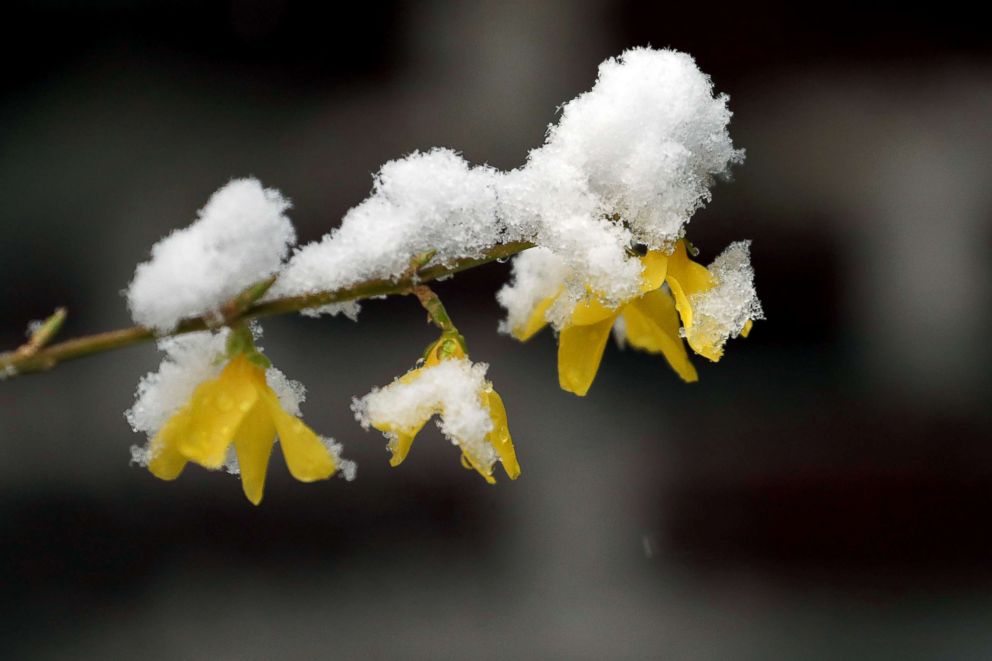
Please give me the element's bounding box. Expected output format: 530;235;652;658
352;358;499;474
271;47;741;319
124;49;747;333
268;148;502;317
126;178;296;332
534;47;742;248
497;47;741;310
495;247;568;334
687;241;764;348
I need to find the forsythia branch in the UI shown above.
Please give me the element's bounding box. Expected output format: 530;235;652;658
0;241;534;379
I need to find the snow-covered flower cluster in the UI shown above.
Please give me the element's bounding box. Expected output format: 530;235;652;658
353;342;519;484
120;47;760;502
499;239;763;396
127;327;355;504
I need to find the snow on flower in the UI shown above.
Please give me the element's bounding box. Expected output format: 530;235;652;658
352;339;519;484
498;239;762;396
127;327;354;504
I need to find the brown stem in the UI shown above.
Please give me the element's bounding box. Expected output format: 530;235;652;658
0;241;533;379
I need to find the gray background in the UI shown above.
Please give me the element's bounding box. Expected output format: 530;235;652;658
2;1;991;658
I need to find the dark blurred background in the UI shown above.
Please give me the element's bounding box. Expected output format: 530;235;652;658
2;2;991;658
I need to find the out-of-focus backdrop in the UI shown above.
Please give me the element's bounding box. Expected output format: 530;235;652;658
2;2;990;658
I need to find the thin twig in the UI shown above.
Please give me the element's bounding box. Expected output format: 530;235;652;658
0;241;532;379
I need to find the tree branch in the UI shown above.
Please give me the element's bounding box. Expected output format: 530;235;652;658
0;241;533;379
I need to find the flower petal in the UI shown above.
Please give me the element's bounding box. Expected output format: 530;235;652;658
261;389;336;482
232;402;277;505
558;313;618;396
147;406;192;480
380;419;431;467
639;250;669;292
570;296;620;326
373;368;435;466
485;389;520;480
460;452;497;485
178;356;259;469
621;290;698;383
513;293;558;341
665;240;715;330
741;319;753;338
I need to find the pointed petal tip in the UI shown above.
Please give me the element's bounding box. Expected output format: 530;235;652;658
561;383;591;397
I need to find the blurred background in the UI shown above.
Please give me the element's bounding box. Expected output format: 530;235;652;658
2;2;991;658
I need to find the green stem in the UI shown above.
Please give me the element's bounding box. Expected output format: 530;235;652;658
0;241;532;379
411;285;456;334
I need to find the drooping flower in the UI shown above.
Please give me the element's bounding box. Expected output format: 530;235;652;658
353;338;520;484
136;335;346;505
506;239;760;396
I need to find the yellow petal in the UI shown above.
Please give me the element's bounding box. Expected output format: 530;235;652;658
639;250;669;292
741;319;753;338
178;356;260;469
570;296;619;326
260;389;336;482
460;452;497;485
558;313;618;396
485;389;520;480
147;406;192;480
232;401;277;506
665;240;715;331
621;291;698;383
388;431;416;467
513;292;558;341
398;367;425;385
685;321;726;363
375;419;430;467
377;368;434;466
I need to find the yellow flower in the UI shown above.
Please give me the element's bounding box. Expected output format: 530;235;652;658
511;240;752;396
147;353;338;505
366;338;520;484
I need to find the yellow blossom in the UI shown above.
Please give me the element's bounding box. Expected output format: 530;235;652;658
147;353;338;505
511;240;751;396
368;338;520;484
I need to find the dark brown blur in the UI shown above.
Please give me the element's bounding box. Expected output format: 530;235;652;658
2;2;991;659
